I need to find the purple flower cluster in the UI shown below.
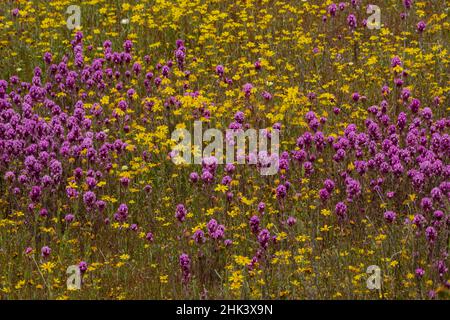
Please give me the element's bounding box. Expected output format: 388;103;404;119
0;33;183;225
179;253;191;284
207;218;225;240
175;204;187;222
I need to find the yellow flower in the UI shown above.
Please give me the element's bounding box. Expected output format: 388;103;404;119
119;254;130;261
15;280;26;290
234;255;251;266
214;184;228;193
160;275;169;284
41;262;56;273
229;270;244;290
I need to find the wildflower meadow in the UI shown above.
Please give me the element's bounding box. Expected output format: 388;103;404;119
0;0;448;300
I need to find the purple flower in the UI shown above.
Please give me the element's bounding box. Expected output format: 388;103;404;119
413;214;427;228
120;177;130;187
39;208;49;218
65;214;75;222
234;111;245;124
242;83;253;97
417;21;426;33
249;215;260;234
324;179;335;192
403;0;412;10
175;204;187;222
409;98;421;113
189;172;199;183
395;77;404;87
29;186;42;202
41;246;51;258
96;200;106;212
430;187;442;202
222;175;232;185
179;253;191;284
258;202;266;213
211;224;225;240
258;229;271;249
11;8;20;17
207;219;218;235
215;65;224;76
420;197;433;212
425;226;437;243
262;91;273;100
319;188;330;201
433;210;444;220
276;184;287;199
192;229;205;244
287;216;297;226
415;268;425;279
225;163;236;174
328;3;337;16
146;232;154;242
4;171;15;182
144;185;152;193
436;260;448;277
384;211;396;223
201;170;214;184
335;202;348;219
347;14;357;29
428;290;436;299
345;177;361;200
83;191;97;207
79;261;88;273
123;39;133;52
114;203;129;222
391;56;402;68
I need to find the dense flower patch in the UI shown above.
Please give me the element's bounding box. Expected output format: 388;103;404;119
0;0;448;299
